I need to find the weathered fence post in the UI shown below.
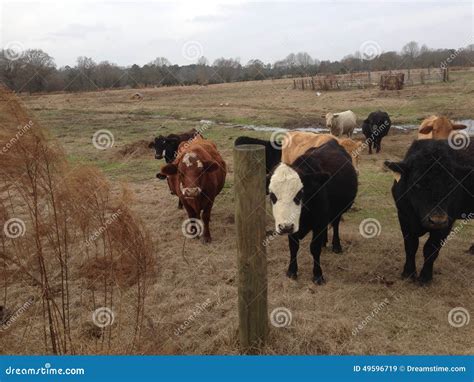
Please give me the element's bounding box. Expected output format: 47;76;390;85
234;144;268;352
293;79;296;89
301;78;305;90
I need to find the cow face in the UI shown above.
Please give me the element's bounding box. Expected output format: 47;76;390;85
418;116;466;140
268;164;303;234
325;113;338;129
385;160;459;230
268;163;329;234
161;152;219;198
149;136;180;162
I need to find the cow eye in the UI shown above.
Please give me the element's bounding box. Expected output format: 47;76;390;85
269;192;277;204
293;190;303;205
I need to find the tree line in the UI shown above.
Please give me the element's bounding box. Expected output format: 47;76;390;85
1;41;473;93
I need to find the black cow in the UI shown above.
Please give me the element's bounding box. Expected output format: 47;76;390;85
268;140;358;284
361;111;391;154
149;129;201;163
385;140;474;284
234;136;282;175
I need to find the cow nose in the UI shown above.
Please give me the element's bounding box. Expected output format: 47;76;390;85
278;223;294;234
183;187;201;197
428;214;449;226
155;154;163;159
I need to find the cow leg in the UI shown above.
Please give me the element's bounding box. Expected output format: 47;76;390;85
177;199;183;209
201;203;213;244
376;138;382;153
401;232;419;280
321;226;328;247
368;141;373;155
310;231;325;284
331;216;342;253
286;233;299;279
419;229;450;284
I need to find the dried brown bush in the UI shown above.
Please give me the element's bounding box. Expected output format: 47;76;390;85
0;86;155;354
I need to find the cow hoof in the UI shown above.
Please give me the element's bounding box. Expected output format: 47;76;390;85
286;270;298;280
332;246;342;254
177;204;183;210
312;275;326;285
417;274;433;285
401;270;417;280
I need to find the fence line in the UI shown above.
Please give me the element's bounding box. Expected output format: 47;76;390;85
293;68;450;91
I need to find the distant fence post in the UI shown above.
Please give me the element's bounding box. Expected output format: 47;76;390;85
234;144;268;352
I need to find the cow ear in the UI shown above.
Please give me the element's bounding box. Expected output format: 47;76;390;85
203;161;219;172
333;114;339;119
161;163;178;176
452;123;467;130
384;161;407;182
419;123;434;135
148;141;155;148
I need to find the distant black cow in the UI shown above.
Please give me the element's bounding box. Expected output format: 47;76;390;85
149;129;201;163
361;111;391;154
268;140;358;284
234;136;282;175
385;140;474;284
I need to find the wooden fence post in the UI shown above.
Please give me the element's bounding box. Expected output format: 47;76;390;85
234;144;268;352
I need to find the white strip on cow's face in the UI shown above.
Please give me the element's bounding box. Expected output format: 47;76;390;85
183;152;203;168
268;163;303;234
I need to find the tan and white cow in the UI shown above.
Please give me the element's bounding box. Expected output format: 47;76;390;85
418;116;467;140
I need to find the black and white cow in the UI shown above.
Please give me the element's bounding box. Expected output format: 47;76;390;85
385;139;474;284
361;110;391;154
268;140;358;284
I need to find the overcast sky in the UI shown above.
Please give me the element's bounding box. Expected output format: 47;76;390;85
1;0;472;67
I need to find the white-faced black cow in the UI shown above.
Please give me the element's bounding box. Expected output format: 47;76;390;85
361;110;391;154
385;140;473;284
268;140;358;284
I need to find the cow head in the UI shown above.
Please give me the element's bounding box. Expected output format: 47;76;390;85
384;141;470;230
418;116;466;140
149;135;180;162
325;113;338;129
160;152;219;198
268;163;329;234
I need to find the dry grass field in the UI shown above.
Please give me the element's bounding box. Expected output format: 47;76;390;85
2;70;473;355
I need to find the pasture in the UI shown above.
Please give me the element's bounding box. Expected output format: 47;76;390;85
2;70;473;355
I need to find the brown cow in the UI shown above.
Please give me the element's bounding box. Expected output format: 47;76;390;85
160;137;226;243
418;116;467;140
282;131;363;173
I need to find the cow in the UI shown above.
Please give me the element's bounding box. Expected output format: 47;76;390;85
418;116;467;140
361;111;392;154
234;136;282;175
268;140;358;284
160;137;226;243
282;131;363;173
324;110;357;138
385;140;474;284
149;129;201;163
